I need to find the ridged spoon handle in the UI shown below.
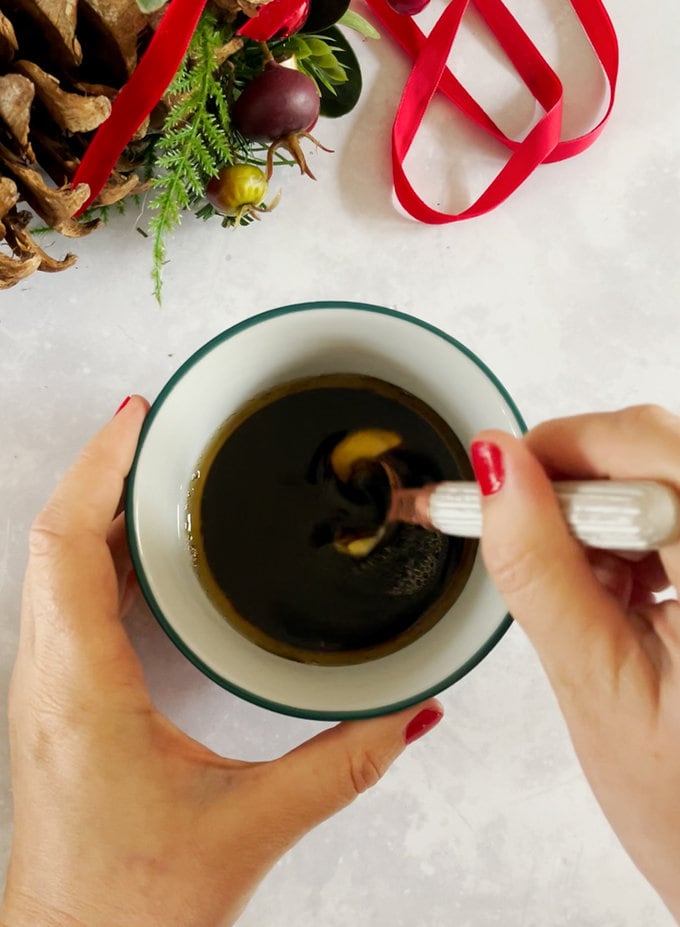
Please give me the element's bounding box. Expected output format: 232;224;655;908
424;480;680;551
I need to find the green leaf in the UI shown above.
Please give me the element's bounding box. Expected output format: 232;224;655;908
135;0;167;11
337;10;380;39
317;25;362;118
300;60;336;94
316;51;340;69
305;36;333;56
324;64;348;83
290;36;312;58
195;203;218;221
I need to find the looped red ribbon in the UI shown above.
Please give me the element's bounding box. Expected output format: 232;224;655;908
364;0;619;223
73;0;618;224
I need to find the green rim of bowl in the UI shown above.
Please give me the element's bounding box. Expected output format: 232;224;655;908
126;301;527;720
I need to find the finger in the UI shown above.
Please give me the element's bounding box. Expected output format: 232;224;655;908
526;405;680;482
630;553;672;594
625;553;673;608
526;406;680;587
470;432;645;695
107;513;136;616
237;701;443;850
586;551;672;609
22;396;148;660
586;550;633;608
107;512;132;575
629;581;662;609
642;599;680;659
30;395;149;543
120;570;140;618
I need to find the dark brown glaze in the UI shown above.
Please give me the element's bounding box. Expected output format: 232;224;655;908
187;375;477;664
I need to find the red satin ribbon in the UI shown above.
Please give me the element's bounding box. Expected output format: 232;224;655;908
72;0;618;224
364;0;619;223
72;0;209;214
237;0;310;41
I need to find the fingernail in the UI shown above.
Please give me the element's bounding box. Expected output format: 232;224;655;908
471;441;505;496
404;708;443;745
114;396;131;416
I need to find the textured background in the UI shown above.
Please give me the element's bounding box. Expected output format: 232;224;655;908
2;0;679;923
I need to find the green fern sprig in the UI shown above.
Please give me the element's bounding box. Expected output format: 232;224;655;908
147;11;236;302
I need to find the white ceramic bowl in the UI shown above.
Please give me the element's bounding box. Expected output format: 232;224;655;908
127;302;525;719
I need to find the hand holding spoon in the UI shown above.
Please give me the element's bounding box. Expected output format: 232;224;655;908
388;479;680;552
330;430;680;554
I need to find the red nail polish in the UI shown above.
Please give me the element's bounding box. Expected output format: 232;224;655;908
114;396;131;416
404;708;443;745
471;441;505;496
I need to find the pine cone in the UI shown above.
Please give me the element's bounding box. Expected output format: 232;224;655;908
0;0;151;289
212;0;265;21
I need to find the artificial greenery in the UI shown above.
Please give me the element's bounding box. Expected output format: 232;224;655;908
337;9;380;39
146;10;236;301
136;0;167;10
0;0;376;294
132;4;376;300
278;33;349;93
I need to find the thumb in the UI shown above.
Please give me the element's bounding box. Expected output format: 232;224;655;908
470;433;636;690
251;700;443;842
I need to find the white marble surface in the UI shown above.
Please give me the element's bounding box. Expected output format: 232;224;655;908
2;0;679;923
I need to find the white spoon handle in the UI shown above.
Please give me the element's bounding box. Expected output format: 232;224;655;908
428;480;680;551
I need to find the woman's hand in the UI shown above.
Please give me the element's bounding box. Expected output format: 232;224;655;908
472;405;680;920
1;395;443;927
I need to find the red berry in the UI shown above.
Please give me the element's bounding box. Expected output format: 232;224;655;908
232;62;320;144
